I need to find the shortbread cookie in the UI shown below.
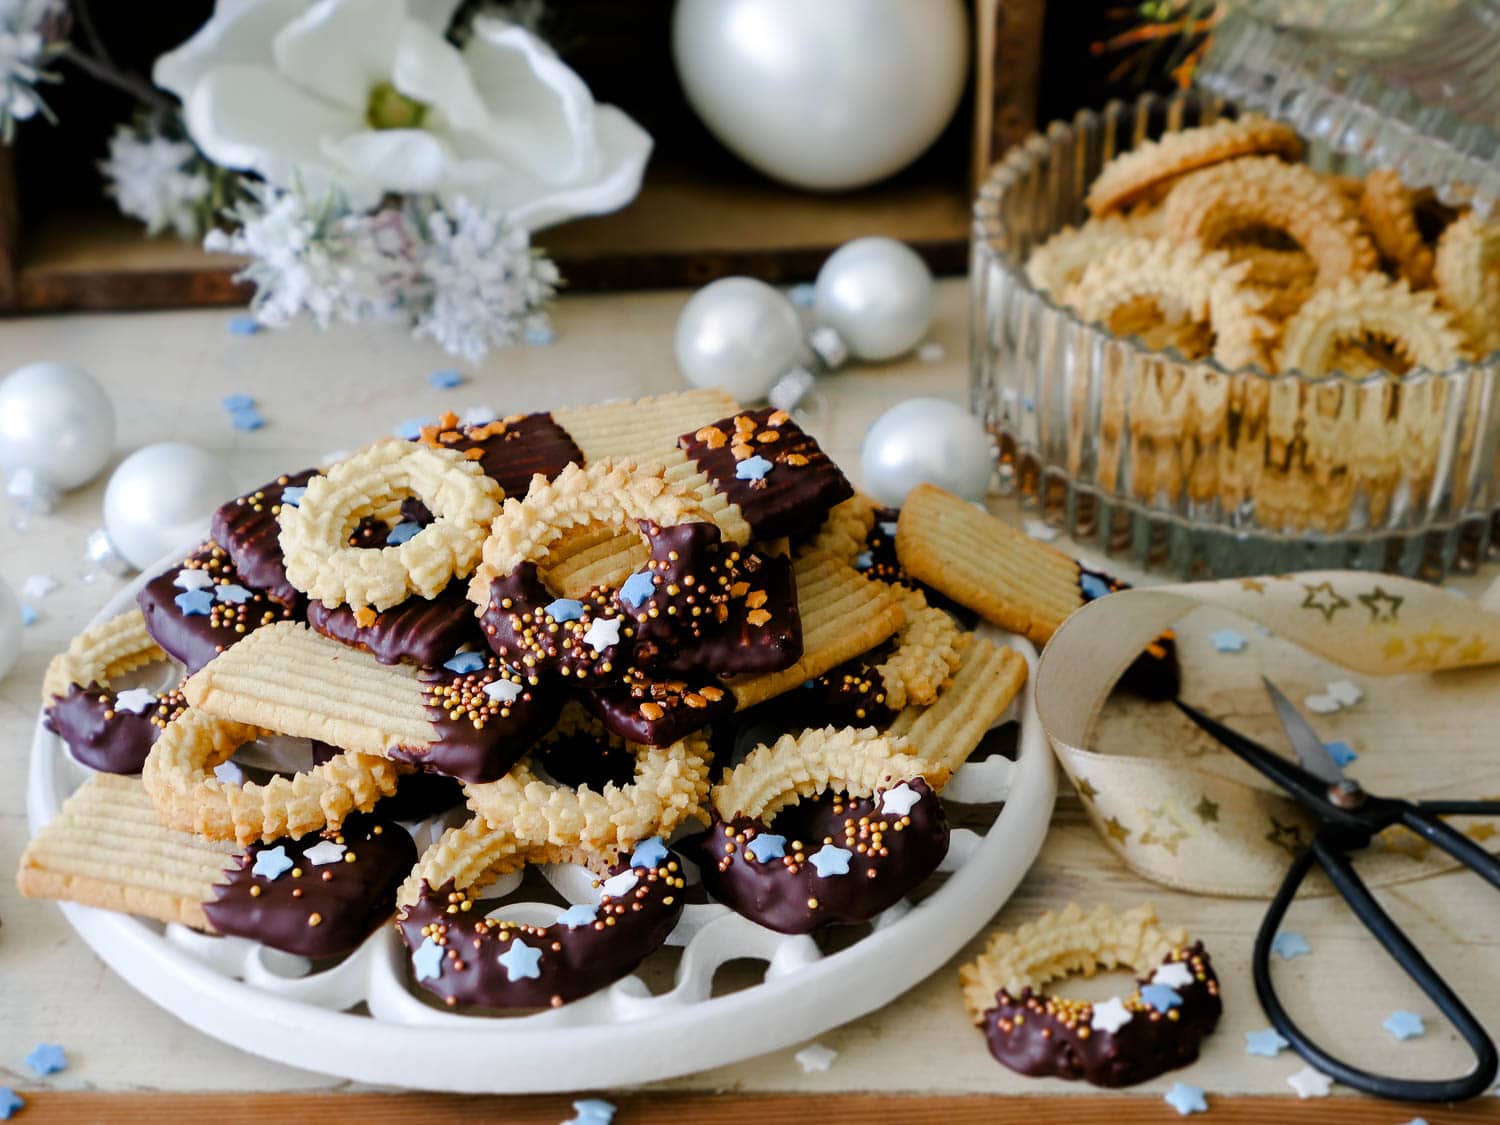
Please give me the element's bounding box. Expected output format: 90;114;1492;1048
280;440;503;612
551;388;738;462
211;469;317;609
959;903;1221;1087
17;773;236;929
887;635;1027;777
411;410;583;498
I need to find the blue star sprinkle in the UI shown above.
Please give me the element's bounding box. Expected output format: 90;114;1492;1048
1245;1027;1290;1057
393;417;435;440
428;369;464;389
497;939;543;981
444;651;486;674
1079;572;1112;601
1325;740;1358;767
222;393;255;412
228;315;263;336
1163;1083;1208;1116
1210;628;1248;653
736;455;774;482
619;570;656;609
546;598;584;623
854;551;873;571
1271;931;1311;960
1140;984;1183;1012
630;837;670;869
556;904;598;929
251;845;294;881
787;283;816;308
747;833;787;862
0;1088;23;1120
386;521;422;546
214;583;251;605
26;1043;66;1076
20;604;37;627
564;1098;616;1124
525;323;557;347
280;486;306;507
1384;1010;1426;1041
229;407;265;431
411;936;444;982
809;844;853;878
175;589;214;616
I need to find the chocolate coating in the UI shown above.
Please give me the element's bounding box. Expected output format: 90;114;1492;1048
138;542;299;674
412;411;582;498
211;469;317;609
860;506;978;625
680;407;853;541
535;731;638;790
311;741;464;820
478;564;631;681
205;814;417;959
44;682;188;775
307;581;482;666
1077;566;1181;701
396;851;684;1009
689;778;949;934
982;943;1222;1087
586;667;734;747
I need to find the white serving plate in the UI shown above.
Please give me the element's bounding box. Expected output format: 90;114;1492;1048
26;552;1056;1093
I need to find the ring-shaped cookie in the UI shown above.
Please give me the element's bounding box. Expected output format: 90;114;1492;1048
141;707;405;845
1277;274;1466;377
959;903;1222;1087
396;816;685;1009
1434;212;1500;359
693;727;949;933
279;441;503;612
42;609;188;775
463;705;713;852
1360;169;1435;289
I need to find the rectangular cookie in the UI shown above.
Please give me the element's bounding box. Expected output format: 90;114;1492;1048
887;635;1028;776
552;389;740;463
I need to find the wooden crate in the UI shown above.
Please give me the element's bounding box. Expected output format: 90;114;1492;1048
0;1;1045;313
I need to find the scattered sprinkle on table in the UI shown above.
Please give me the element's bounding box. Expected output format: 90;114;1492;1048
1271;931;1310;960
1286;1066;1332;1098
19;604;37;627
1325;680;1364;706
21;574;57;600
1244;1028;1290;1057
794;1043;838;1073
428;369;464;389
26;1042;66;1076
563;1099;615;1124
1324;740;1358;768
525;323;556;346
1384;1010;1425;1040
393;417;435;441
1305;693;1341;715
1163;1082;1208;1116
0;1088;23;1120
1209;628;1247;653
227;314;263;336
917;341;946;363
221;394;265;431
1023;519;1058;543
221;393;255;412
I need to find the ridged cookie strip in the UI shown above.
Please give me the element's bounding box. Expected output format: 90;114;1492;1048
183;622;435;754
42;608;168;702
727;552;906;710
278;440;503;611
888;635;1028;778
552;389;740;462
876;587;965;711
397;815;527;909
958;903;1187;1023
895;486;1082;645
17;774;236;930
1434;213;1500;358
711;726;946;823
1086;114;1303;215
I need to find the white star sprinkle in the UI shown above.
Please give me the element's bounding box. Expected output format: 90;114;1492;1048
880;783;922;817
1090;996;1133;1033
113;688;157;715
600;870;638;899
1152;961;1196;989
794;1044;838;1073
1287;1066;1333;1098
303;840;347;866
482;679;522;705
173;569;214;591
1326;679;1364;706
581;617;622;652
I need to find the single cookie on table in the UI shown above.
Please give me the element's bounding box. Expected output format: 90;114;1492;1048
138;541;300;675
895;485;1179;699
212;468;318;610
410;410;584;498
959;903;1222;1087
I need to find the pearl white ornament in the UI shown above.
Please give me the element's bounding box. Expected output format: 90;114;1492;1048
0;361;116;498
675;277;807;403
672;0;969;191
102;443;237;571
860;398;994;507
815;238;936;362
0;576;20;682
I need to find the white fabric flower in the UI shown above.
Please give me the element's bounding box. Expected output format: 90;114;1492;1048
100;127;213;239
0;0;58;129
154;0;651;230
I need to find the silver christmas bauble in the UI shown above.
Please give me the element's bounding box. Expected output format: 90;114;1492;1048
675;277;808;403
102;443;236;571
860;397;994;507
0;575;20;682
672;0;969;191
815;238;936;362
0;361;116;493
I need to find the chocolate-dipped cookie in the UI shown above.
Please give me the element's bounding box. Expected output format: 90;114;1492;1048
307;580;483;667
211;469;317;609
586;667;734;747
412;411;583;498
1077;567;1180;700
45;683;188;775
310;741;464;821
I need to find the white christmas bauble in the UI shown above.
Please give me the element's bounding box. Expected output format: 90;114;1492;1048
103;443;236;570
815;238;936;361
0;361;116;491
675;277;807;402
861;397;994;507
672;0;969;191
0;576;20;682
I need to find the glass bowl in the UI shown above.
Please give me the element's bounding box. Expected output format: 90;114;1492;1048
970;91;1500;580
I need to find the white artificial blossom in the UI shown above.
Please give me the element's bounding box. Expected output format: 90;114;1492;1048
100;126;214;239
0;0;59;135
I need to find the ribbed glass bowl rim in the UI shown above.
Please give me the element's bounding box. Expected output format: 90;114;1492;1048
972;98;1499;392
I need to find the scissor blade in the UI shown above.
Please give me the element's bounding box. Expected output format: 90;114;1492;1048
1263;677;1345;786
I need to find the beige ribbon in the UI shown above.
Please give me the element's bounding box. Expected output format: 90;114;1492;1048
1033;570;1500;897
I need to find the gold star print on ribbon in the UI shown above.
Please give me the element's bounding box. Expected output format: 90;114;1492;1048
1034;569;1500;899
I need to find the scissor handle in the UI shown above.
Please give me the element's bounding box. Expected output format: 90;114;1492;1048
1400;803;1500;893
1254;837;1499;1103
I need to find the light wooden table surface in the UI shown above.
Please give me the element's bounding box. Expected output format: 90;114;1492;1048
2;280;1498;1119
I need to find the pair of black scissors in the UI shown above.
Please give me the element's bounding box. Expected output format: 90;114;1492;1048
1175;679;1500;1103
